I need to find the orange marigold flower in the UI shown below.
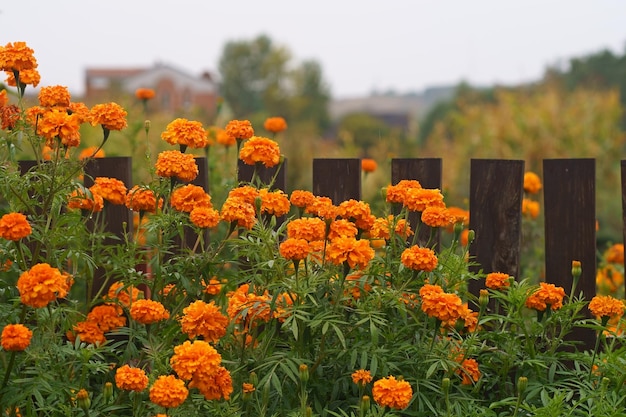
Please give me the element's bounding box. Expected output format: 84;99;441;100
171;339;222;382
239;136;281;168
447;206;470;227
130;299;170;324
369;216;391;240
325;237;375;270
37;108;81;147
337;199;374;231
305;196;338;220
115;365;149;392
457;358;481;385
485;272;511;290
155;150;199;183
361;158;377;173
0;104;19;130
596;265;624;295
228;185;259;204
89;102;127;131
419;284;464;323
5;67;40;87
107;281;143;308
190;365;233;401
215;126;235;146
190;206;220;229
328;219;358;240
263;116;287;133
0;212;31;241
227;284;272;325
372;376;412;410
279;238;311;261
17;263;69;308
401;246;438;272
72;320;106;345
523;172;542;194
38;85;70;108
525;282;566;311
86;304;126;332
0;41;37;72
220;197;256;229
421;206;455;228
204;278;222;295
0;89;7;107
287;217;326;241
125;185;162;213
224;119;254;142
352;369;373;386
67;188;104;212
385;180;422;204
1;324;32;351
149;375;188;409
91;177;127;205
135;88;155;100
605;243;624;264
243;382;255;394
589;295;625;321
259;188;290;217
180;300;228;342
522;198;540;219
161;118;209;149
170;184;211;213
78;146;105;160
68;102;90;123
290;190;316;208
404;188;445;212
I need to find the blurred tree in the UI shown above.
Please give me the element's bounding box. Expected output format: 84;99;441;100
289;60;331;131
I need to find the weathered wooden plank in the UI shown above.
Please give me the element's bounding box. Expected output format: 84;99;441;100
312;158;361;204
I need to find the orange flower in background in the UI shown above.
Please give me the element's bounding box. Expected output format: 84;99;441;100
259;188;290;217
91;177;127;205
0;104;19;130
589;295;625;321
243;382;255;394
180;300;228;342
279;238;311;261
325;237;375;270
419;284;464;323
86;304;126;333
385;179;422;204
0;212;31;241
115;365;149;392
525;282;566;311
106;281;143;308
89;102;128;131
485;272;511;290
290;190;316;208
125;185;162;213
420;206;455;228
130;299;170;324
372;376;413;410
337;199;375;231
403;188;445;212
0;41;37;72
215;126;235;147
361;158;377;173
38;85;71;107
305;196;338;221
456;304;479;332
369;216;392;240
78;146;105;160
328;219;358;240
227;283;272;326
457;358;481;385
220;197;256;229
149;375;188;409
204;278;222;295
596;265;624;295
287;217;326;241
170;339;222;382
239;136;281;168
155;150;199;183
263;116;287;133
135;88;155;100
447;206;470;227
37;108;81;147
228;185;259;204
1;324;32;351
5;67;41;88
67;188;104;212
190;206;220;229
522;198;540;219
71;320;106;345
0;89;7;107
17;263;69;308
352;369;373;386
605;243;624;264
524;172;542;194
161;118;210;149
225;119;254;142
170;184;211;213
401;246;438;272
191;365;233;401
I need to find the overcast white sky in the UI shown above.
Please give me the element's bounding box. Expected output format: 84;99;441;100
2;0;625;98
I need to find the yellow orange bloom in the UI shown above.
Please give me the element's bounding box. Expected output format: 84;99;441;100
190;365;233;401
419;284;464;323
0;41;37;72
485;272;510;290
78;146;105;160
228;185;259;204
0;104;19;130
38;85;70;108
243;382;255;394
71;320;106;345
106;281;143;308
155;150;198;183
180;300;228;342
125;185;162;213
522;198;540;219
67;188;104;212
215;126;235;146
385;180;422;205
170;184;211;213
605;243;624;264
161;118;209;149
589;295;625;321
204;278;222;295
190;206;220;229
337;199;374;231
227;284;272;326
290;190;316;208
86;304;126;332
5;67;40;87
404;188;445;212
224;119;254;141
0;89;7;107
457;358;481;385
149;375;188;408
287;217;326;241
37;108;81;147
135;88;155;100
1;324;32;351
361;158;377;173
17;263;69;308
372;376;412;410
91;177;127;205
525;282;566;311
524;172;542;194
328;219;358;240
130;299;170;324
325;237;375;270
401;246;438;272
89;102;127;131
351;369;373;386
259;188;290;217
596;265;624;295
420;206;455;228
0;212;31;241
305;196;338;220
220;197;256;229
170;339;222;382
263;116;287;133
279;238;311;261
115;365;149;392
68;102;90;123
239;136;281;168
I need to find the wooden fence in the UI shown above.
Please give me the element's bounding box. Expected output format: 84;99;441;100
22;157;610;348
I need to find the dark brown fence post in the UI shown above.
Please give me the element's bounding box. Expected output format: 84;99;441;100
543;158;596;350
468;159;524;298
621;160;626;290
237;159;287;191
312;159;361;203
391;158;443;248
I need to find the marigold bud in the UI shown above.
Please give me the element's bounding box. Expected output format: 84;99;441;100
299;364;309;383
571;260;582;279
249;371;258;387
144;120;151;134
360;395;371;414
517;376;528;396
103;382;113;402
479;289;489;309
442;377;451;394
76;389;91;411
467;229;475;244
